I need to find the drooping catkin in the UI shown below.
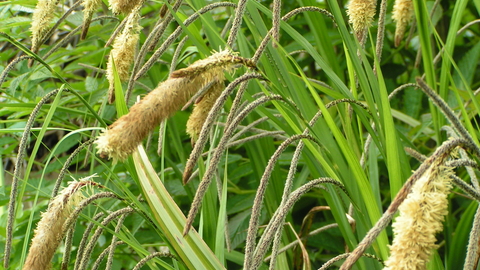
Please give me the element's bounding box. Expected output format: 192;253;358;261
186;80;223;143
31;0;60;53
346;0;377;44
106;9;142;103
392;0;414;47
96;49;255;161
109;0;143;14
384;165;453;270
81;0;103;39
22;177;96;270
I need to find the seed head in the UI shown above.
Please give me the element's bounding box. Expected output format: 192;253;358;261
81;0;103;39
106;10;142;103
22;177;96;270
346;0;377;44
31;0;60;53
109;0;143;14
186;80;223;143
83;0;102;16
96;75;207;161
384;165;453;270
392;0;414;47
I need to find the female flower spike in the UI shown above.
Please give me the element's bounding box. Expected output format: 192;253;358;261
384;165;453;270
96;49;255;161
346;0;376;44
109;0;143;14
31;0;60;53
23;178;95;270
106;9;142;103
81;0;103;39
392;0;414;47
186;80;223;144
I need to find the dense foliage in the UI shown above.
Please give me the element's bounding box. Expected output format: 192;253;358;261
1;0;480;269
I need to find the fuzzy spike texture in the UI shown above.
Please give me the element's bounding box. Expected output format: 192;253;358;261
106;10;142;103
22;177;94;270
186;80;224;143
109;0;143;14
346;0;376;43
81;0;103;39
30;0;60;53
392;0;414;47
96;49;255;161
384;165;453;270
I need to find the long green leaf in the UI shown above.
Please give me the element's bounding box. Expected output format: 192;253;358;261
132;145;225;270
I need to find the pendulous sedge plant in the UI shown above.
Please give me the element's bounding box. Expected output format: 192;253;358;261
4;0;480;269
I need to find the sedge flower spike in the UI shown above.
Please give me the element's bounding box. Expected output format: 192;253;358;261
96;49;256;161
392;0;414;47
109;0;143;14
81;0;103;39
346;0;377;44
31;0;60;53
186;80;223;144
384;165;453;270
106;9;142;103
22;177;96;270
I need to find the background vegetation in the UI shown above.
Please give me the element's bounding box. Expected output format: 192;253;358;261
1;0;480;269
